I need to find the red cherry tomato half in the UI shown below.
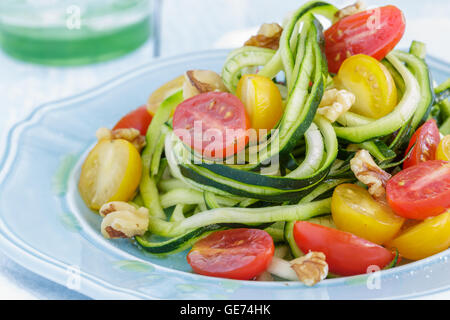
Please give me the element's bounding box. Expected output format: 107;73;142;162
293;221;394;276
387;160;450;220
187;228;274;280
173;92;250;159
113;105;153;136
403;119;440;169
325;5;405;73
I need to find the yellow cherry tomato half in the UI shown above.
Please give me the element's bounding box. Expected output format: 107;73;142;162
335;54;397;119
147;75;185;116
236;74;283;132
387;211;450;260
331;184;405;245
78;139;142;210
436;135;450;161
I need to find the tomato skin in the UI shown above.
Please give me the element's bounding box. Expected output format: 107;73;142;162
331;184;404;245
436;135;450;161
325;5;405;73
113;105;153;136
403;119;440;169
387;211;450;260
78;139;142;210
293;222;394;276
147;75;185;116
387;160;450;220
173;92;250;159
187;229;274;280
236;74;283;132
335;54;397;119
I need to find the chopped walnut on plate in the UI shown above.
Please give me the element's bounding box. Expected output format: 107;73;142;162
290;251;329;286
99;201;149;239
244;23;283;50
96;127;146;152
335;1;366;21
182;70;228;100
350;149;392;201
318;88;355;122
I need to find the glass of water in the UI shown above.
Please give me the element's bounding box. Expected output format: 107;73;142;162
0;0;160;65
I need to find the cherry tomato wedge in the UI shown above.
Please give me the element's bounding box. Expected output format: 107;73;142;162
187;228;274;280
78;139;142;210
293;221;394;276
173;92;250;159
436;135;450;161
403;119;440;169
387;211;450;260
147;75;185;116
331;184;404;245
236;74;283;132
324;5;405;73
113;105;153;136
387;160;450;220
335;54;397;119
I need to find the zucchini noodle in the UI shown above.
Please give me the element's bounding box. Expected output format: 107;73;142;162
124;1;441;262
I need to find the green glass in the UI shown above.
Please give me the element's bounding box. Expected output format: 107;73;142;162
0;0;154;66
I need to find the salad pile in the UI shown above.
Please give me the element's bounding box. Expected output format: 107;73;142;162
78;1;450;285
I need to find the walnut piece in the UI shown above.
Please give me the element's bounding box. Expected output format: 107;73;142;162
317;88;355;122
96;127;146;152
244;23;283;50
182;70;228;100
290;252;328;286
100;201;149;239
350;149;392;201
96;127;113;141
99;201;137;217
335;1;366;21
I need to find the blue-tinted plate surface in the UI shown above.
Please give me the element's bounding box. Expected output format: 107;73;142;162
0;50;449;299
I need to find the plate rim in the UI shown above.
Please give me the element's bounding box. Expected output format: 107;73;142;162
0;49;449;300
